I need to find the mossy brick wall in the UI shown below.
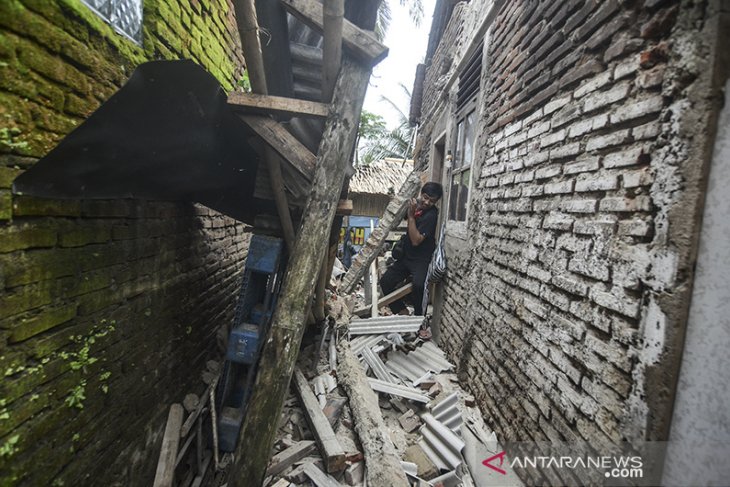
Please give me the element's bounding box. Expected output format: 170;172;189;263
0;0;252;485
419;0;724;484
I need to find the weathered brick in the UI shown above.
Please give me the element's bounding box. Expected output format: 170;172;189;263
574;70;612;98
543;212;574;230
8;304;78;343
568;257;610;281
560;199;598;213
0;224;57;253
535;164;561;180
602;145;649;168
617;219;651;236
574;173;619;192
574;218;616;235
589;286;641;318
584;332;633;371
540;129;567;148
552;273;589;297
544;94;572;115
599;196;652;212
622;167;654;188
632;121;661;140
610;95;663;124
544;180;575;194
564;156;600;175
582;82;631;113
586;129;631;152
549;142;581;159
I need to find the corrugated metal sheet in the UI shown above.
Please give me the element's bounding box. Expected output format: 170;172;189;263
349;316;424;336
431;392;462;433
361;348;398;384
418;413;465;472
384;342;454;383
367;378;430;403
350;334;388;356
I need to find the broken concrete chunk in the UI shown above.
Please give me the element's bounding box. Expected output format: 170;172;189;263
398;409;422;433
404;444;439;481
183;393;199;412
344;461;365;485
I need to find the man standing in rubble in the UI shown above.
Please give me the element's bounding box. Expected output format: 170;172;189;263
380;182;443;316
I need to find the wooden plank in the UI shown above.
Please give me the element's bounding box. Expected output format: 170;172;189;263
239;114;317;181
293;368;346;473
153;403;184;487
230;5;381;482
335;199;353;215
354;283;413;317
239;114;316;179
181;379;215;438
301;463;342;487
228;93;329;119
266;440;317;477
280;0;388;66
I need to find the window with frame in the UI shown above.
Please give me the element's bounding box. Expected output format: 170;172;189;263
81;0;143;45
448;41;483;222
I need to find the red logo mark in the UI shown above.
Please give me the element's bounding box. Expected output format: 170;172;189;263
482;451;507;475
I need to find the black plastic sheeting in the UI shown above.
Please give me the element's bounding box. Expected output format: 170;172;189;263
13;60;265;223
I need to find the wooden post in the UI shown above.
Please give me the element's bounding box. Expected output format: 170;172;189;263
322;0;344;102
337;341;410;487
229;49;380;487
370;259;378;318
234;0;297;250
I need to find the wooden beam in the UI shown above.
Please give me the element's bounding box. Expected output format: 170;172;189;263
322;0;344;101
337;341;410;486
280;0;388;66
239;114;316;178
340;169;424;293
335;199;353;215
228;92;329;119
302;463;342;487
266;440;317;477
353;283;413;317
153;404;184;487
230;47;379;487
293;368;346;473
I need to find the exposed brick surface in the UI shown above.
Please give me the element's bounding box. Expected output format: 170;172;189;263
0;0;249;485
417;0;712;479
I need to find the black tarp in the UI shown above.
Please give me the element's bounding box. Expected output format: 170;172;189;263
13;60;264;223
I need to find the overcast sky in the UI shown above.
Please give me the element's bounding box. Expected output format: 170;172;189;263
362;0;437;129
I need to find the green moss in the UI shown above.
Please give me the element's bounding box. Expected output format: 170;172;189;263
0;223;57;253
9;305;77;343
0;190;11;220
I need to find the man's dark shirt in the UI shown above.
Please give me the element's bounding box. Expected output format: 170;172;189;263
404;206;438;262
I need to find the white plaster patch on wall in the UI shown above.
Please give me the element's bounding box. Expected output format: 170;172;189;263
640;297;667;366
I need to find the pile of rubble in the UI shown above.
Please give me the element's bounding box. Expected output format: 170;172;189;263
261;314;519;487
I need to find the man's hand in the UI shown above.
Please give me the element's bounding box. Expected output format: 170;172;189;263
407;198;417;219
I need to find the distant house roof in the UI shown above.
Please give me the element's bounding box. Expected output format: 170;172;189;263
349;158;413;195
